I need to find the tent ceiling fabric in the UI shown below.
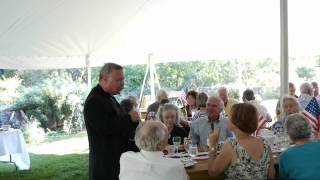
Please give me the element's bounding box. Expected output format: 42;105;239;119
0;0;288;69
0;0;149;69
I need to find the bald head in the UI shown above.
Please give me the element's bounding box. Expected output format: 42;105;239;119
135;121;168;151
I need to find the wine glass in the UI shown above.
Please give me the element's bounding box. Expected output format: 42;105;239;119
172;136;181;153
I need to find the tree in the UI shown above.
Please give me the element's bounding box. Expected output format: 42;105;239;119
296;67;316;81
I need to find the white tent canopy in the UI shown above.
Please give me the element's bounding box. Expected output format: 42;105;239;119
0;0;287;69
8;0;320;98
2;0;320;70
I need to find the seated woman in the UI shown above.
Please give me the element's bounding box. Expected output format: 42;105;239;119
157;103;188;145
207;103;275;180
120;97;141;152
279;113;320;179
191;92;208;122
185;90;198;118
272;96;300;135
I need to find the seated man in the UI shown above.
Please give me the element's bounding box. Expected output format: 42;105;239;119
242;89;272;135
119;121;188;180
298;82;320;110
190;96;233;146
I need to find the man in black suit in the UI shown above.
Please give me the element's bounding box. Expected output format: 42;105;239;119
84;63;130;180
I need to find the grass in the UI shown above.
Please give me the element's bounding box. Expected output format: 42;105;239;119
0;132;89;180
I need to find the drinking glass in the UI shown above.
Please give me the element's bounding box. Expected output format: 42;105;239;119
172;136;181;153
188;144;198;158
184;137;192;152
167;145;175;154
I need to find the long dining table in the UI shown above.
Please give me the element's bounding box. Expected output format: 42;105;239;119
186;158;224;180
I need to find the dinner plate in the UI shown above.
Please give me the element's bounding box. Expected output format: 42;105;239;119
183;161;196;168
197;152;208;156
192;152;209;160
193;155;209;160
165;152;190;158
180;157;196;168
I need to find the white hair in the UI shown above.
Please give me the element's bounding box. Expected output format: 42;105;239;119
218;86;228;93
282;95;300;115
285;113;312;142
207;96;224;110
300;82;313;95
134;122;166;151
156;103;180;125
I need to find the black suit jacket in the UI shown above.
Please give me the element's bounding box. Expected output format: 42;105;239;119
84;85;130;180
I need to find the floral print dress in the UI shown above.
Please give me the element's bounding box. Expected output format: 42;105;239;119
224;138;271;180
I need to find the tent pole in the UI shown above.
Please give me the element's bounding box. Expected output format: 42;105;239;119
149;53;156;103
154;67;161;90
280;0;289;100
86;54;92;92
139;61;149;108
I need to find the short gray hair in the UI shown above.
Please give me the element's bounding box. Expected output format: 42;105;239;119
207;96;224;110
134;121;166;151
157;103;180;125
300;82;313;95
99;63;123;81
218;86;228;93
285;113;312;142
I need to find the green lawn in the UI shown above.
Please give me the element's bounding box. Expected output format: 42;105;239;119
0;132;89;180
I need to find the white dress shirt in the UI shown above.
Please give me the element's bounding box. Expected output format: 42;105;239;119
119;150;188;180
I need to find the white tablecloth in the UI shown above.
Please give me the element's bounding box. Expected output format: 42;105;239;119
0;129;30;170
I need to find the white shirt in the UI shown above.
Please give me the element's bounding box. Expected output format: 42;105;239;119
248;100;272;123
119;150;188;180
298;94;313;110
298;94;320;111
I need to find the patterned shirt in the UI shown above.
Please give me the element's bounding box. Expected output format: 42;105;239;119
224;138;271;180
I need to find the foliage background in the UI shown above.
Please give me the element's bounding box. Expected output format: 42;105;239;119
1;58;318;141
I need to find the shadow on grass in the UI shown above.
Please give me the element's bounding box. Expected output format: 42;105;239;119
0;153;88;180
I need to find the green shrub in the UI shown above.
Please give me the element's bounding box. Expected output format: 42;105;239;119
13;72;87;133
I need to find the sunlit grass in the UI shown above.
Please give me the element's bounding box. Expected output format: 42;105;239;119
0;131;89;180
